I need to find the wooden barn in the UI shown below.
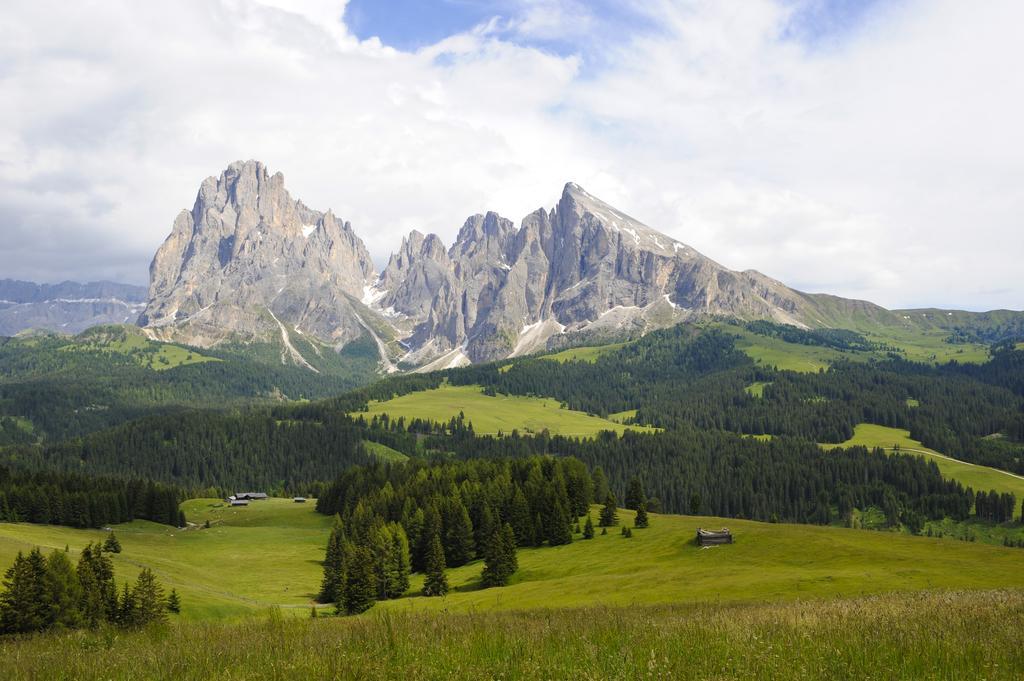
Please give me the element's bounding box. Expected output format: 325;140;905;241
292;497;307;503
235;492;268;501
229;499;250;507
696;528;733;546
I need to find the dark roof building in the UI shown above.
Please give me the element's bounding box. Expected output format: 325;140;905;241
696;528;733;546
235;492;268;500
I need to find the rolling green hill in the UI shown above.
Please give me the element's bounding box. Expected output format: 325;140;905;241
356;383;657;436
2;500;1021;623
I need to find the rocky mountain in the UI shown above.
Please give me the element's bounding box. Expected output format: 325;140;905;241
0;279;146;336
139;160;395;372
369;182;880;366
140;161;896;372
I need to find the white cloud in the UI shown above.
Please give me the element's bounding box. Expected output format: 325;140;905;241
0;0;1021;311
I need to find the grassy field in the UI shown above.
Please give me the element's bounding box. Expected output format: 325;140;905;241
363;440;409;462
5;499;1022;626
3;590;1023;680
744;381;771;397
822;424;1024;515
72;325;218;371
714;324;991;373
356;384;657;436
539;343;627;363
724;326;850;372
382;506;1024;614
0;498;332;620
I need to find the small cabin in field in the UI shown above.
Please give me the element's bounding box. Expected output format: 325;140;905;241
696;528;733;546
293;497;307;503
229;499;250;507
235;492;268;501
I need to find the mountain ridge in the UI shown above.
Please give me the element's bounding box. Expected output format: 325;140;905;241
113;160;1021;372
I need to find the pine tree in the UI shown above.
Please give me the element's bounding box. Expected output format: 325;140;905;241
131;568;166;626
624;477;646;511
116;583;136;627
319;525;348;603
44;549;82;630
388;524;411;598
599;493;619;527
0;549;50;634
444;502;475;567
583;514;595;539
341;546;377;615
507;488;532;546
501;523;518;575
103;531;122;554
546;497;572;546
76;543;116;627
422;534;449;597
166;588;181;614
592;467;610;505
634;502;649;529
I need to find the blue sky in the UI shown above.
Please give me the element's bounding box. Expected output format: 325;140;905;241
345;0;881;54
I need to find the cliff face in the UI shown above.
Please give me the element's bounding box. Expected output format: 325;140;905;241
372;183;822;364
140;163;890;371
140;160;380;352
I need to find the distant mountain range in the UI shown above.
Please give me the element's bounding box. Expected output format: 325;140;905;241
134;160;904;371
4;161;1021;369
0;280;146;336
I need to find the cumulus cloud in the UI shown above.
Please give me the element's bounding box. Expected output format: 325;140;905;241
0;0;1020;310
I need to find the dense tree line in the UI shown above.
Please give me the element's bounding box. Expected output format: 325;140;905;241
0;543;174;635
741;320;879;352
8;411;379;491
974;489;1017;523
0;466;185;528
435;429;973;528
316;456;592;613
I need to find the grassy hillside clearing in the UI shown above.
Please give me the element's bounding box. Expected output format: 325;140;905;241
822;424;1024;515
3;590;1023;680
4;500;1022;624
70;325;218;371
744;381;771;397
539;343;627;363
381;506;1024;614
355;384;657;436
0;498;331;620
362;440;409;462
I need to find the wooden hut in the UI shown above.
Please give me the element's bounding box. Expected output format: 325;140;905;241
696;528;733;546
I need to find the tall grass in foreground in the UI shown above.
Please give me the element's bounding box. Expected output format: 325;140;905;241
4;590;1023;680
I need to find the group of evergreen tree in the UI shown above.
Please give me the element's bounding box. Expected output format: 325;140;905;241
318;516;412;615
974;489;1017;523
0;466;185;528
0;543;176;635
316;456;596;613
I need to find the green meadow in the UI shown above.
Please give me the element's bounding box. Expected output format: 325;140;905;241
0;498;332;620
744;381;771;397
3;590;1022;680
822;423;1024;515
356;383;657;436
539;342;627;363
362;440;409;462
3;501;1022;624
71;325;218;371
